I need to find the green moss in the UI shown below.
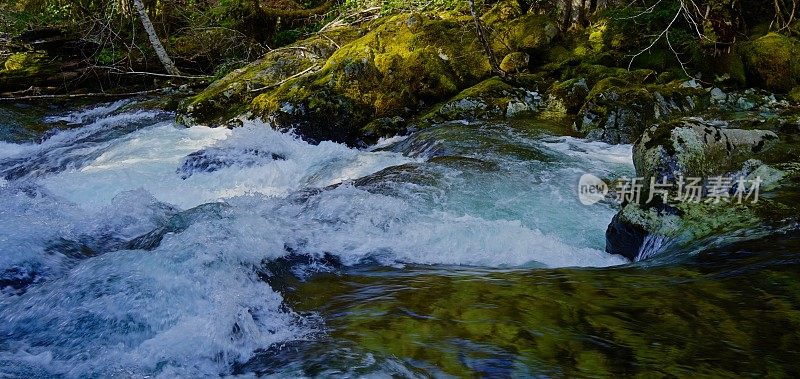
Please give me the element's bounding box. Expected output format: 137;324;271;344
250;13;494;144
790;86;800;103
490;13;559;60
177;27;362;126
415;76;542;125
741;33;800;92
499;51;529;74
2;51;45;73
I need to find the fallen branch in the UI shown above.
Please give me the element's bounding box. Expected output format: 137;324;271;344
95;66;214;80
0;88;169;101
468;0;504;77
248;65;320;93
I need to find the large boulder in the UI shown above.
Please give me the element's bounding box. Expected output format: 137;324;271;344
604;117;798;260
740;33;800;93
248;13;503;145
413;76;543;126
177;27;363;127
576;77;708;144
179;10;559;145
634;118;779;181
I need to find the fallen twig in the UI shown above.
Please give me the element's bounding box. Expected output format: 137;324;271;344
248;65;320;93
0;88;169;101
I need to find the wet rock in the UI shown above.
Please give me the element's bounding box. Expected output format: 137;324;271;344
177;147;286;179
605;212;647;261
605;115;799;260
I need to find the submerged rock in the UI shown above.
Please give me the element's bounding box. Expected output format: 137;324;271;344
177;147;286;179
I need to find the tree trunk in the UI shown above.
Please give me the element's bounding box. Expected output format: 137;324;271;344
579;0;588;26
132;0;180;76
562;0;574;30
468;0;503;77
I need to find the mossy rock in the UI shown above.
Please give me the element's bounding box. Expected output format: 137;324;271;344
789;86;800;103
0;51;64;92
561;64;655;89
608;116;798;259
577;78;706;144
2;51;46;73
415;76;542;126
251;13;494;145
740;33;800;93
177;27;363;126
702;51;747;86
499;51;529;74
634;118;779;180
544;78;589;115
481;0;524;28
490;13;559;62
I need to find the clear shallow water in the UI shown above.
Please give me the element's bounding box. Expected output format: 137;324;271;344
0;102;797;377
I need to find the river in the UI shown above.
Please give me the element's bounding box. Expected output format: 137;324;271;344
0;101;798;377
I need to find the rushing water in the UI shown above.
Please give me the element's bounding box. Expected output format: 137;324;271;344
0;101;798;377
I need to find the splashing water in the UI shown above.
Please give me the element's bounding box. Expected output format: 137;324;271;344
0;102;635;377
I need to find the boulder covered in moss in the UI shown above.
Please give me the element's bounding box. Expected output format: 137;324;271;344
634;118;779;180
177;27;363;127
413;76;543;126
250;13;496;145
740;33;800;93
177;7;560;145
576;77;707;144
605;116;800;260
489;13;559;63
499;52;529;74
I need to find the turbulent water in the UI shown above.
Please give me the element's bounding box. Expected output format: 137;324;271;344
0;102;632;377
1;101;798;377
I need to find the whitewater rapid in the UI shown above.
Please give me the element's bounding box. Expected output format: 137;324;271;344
0;102;633;377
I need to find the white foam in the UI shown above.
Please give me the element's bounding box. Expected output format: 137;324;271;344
37;121;414;210
44;100;131;125
541;136;633;165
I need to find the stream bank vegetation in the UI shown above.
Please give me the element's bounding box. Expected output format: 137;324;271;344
0;0;798;98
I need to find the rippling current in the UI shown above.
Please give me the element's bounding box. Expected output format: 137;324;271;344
1;101;798;377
